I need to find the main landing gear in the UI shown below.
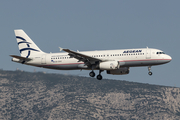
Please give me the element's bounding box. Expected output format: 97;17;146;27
96;70;103;80
89;70;103;80
89;71;95;77
148;66;153;76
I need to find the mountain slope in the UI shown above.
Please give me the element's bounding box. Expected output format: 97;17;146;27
0;70;180;120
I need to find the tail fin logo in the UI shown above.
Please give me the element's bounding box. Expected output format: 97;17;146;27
16;36;40;58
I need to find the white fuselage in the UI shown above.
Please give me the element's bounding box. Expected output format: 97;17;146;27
20;48;171;70
11;29;172;80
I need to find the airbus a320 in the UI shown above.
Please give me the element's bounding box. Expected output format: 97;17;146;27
10;29;172;80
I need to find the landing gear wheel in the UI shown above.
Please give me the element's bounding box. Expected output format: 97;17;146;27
148;72;152;76
97;74;102;80
89;71;95;77
148;66;152;76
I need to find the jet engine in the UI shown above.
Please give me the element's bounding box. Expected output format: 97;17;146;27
107;67;129;75
99;61;119;70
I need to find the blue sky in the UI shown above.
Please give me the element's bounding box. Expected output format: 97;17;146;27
0;1;179;87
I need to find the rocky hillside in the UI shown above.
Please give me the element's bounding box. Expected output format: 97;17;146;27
0;70;180;120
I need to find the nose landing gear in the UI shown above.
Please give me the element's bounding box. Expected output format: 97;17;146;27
148;66;153;76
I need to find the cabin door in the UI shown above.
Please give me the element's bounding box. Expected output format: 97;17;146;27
146;49;151;59
41;55;46;64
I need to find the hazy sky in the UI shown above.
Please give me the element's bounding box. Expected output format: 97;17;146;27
1;1;179;87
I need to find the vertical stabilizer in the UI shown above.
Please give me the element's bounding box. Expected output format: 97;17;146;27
14;29;44;58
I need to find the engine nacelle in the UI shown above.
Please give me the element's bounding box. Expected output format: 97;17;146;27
107;67;130;75
99;61;119;70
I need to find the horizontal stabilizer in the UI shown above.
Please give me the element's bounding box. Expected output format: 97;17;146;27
10;55;32;61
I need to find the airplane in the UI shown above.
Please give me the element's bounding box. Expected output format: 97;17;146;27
10;29;172;80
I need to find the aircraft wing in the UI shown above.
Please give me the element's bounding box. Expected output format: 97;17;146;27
62;48;105;65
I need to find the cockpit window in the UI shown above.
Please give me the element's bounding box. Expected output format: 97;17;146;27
156;52;165;54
